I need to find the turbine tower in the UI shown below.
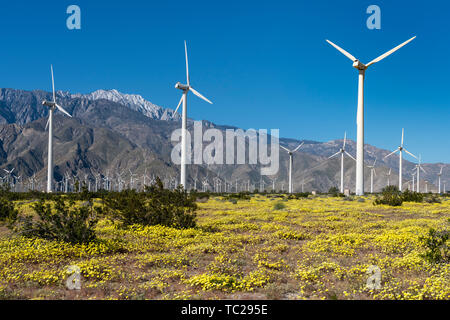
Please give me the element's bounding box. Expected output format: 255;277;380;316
174;41;213;189
386;168;392;186
438;166;444;194
326;36;416;195
42;65;72;193
280;142;304;194
384;128;417;192
414;155;426;193
329;132;356;193
367;159;377;193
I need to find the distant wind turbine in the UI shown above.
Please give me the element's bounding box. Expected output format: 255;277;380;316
384;128;417;192
42;65;72;193
386;168;392;187
329;132;356;193
326;36;416;195
174;41;213;189
280;142;304;194
367;159;377;193
414;155;426;193
438;166;444;194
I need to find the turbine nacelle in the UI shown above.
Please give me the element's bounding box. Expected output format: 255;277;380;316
42;100;56;108
352;60;367;70
175;82;189;91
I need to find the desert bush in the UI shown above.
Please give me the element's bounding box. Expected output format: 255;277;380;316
273;201;286;210
401;189;424;203
101;178;197;229
224;192;251;200
328;187;344;197
419;228;449;264
12;198;98;244
374;186;403;206
0;198;18;223
424;195;441;204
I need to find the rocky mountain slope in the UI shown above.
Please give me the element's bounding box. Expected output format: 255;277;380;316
0;88;447;192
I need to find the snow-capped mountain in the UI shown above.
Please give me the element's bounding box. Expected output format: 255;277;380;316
72;89;181;121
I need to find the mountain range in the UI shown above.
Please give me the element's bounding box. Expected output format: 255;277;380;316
0;88;447;193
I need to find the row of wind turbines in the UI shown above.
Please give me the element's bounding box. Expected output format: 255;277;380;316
279;128;446;195
19;37;446;195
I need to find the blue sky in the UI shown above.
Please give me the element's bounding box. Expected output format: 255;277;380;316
0;0;448;163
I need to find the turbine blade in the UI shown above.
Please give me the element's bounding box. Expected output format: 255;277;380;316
190;87;213;104
55;104;72;117
374;169;377;177
51;65;56;103
293;142;304;153
403;149;417;159
344;151;356;161
366;36;416;67
343;132;347;148
326;40;357;62
384;149;399;159
174;95;184;114
329;151;340;159
420;166;426;174
401;128;404;146
373;158;377;166
185;41;190;86
280;145;290;153
45;116;50;131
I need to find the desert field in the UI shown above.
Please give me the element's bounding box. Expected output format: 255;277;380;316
0;195;449;300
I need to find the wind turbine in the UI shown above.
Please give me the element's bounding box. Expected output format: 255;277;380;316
367;159;377;193
329;132;356;193
174;41;213;189
414;155;426;193
386;168;392;186
326;36;416;196
438;166;444;194
384;128;417;192
3;168;14;186
42;65;72;193
280;142;304;194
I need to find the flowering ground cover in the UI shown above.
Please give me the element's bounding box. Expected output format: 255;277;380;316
0;195;448;300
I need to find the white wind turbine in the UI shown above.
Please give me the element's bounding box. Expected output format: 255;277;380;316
367;159;377;193
280;142;304;194
414;155;426;193
42;65;72;193
384;128;417;192
386;168;392;186
437;166;444;194
174;41;213;189
329;132;356;193
3;168;14;186
326;36;416;196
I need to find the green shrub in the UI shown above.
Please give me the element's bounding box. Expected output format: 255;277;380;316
0;198;18;223
374;186;403;206
13;198;98;244
401;189;424;203
224;192;251;201
102;178;197;229
419;228;449;264
424;195;441;204
273;201;286;211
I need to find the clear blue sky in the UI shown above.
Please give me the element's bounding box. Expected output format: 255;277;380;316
0;0;448;163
